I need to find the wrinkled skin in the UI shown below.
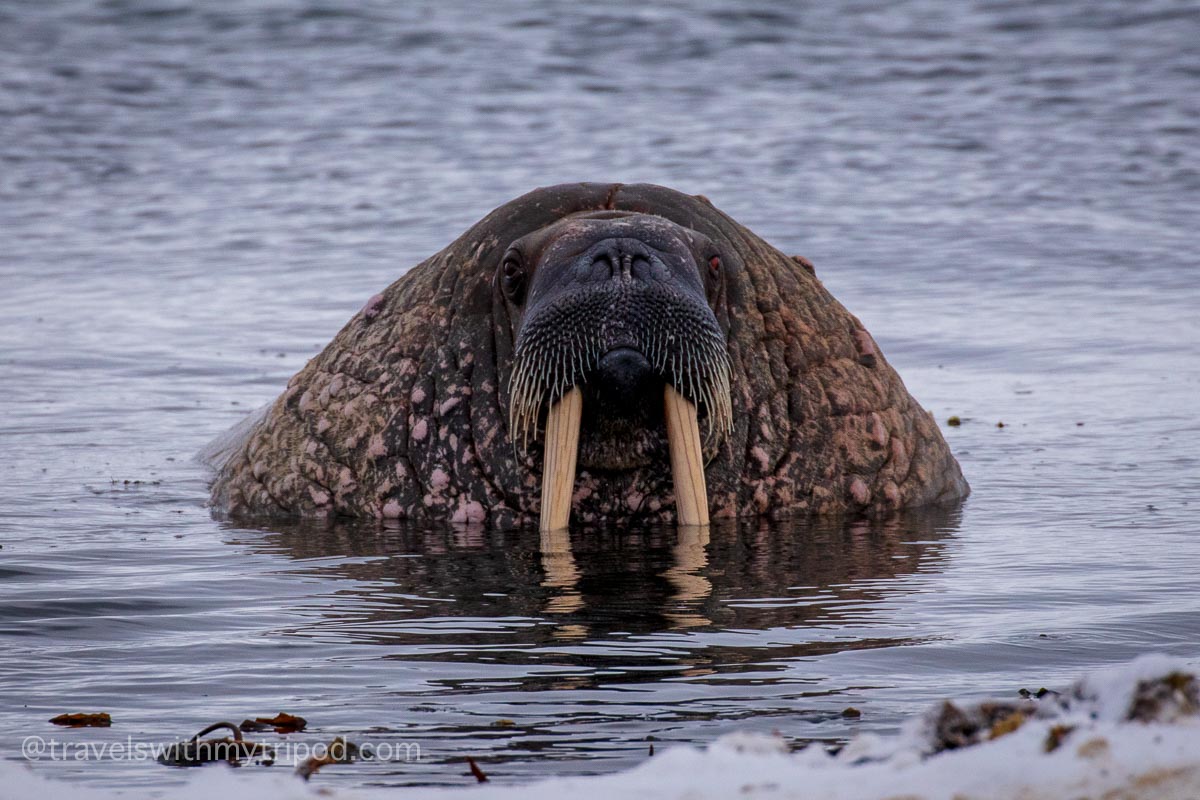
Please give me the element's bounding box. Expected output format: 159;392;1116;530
210;183;969;526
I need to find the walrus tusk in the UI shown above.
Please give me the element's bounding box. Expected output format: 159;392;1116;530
664;384;709;526
540;386;583;531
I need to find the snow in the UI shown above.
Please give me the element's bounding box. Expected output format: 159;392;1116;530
6;654;1199;800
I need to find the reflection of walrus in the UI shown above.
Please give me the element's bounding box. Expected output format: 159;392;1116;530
240;507;961;646
210;183;968;527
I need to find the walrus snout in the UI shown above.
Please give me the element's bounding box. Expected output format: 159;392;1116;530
506;214;733;463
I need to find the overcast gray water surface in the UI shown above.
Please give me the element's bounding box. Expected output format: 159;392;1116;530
2;0;1199;792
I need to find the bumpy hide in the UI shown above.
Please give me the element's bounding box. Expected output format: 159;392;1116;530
211;183;968;525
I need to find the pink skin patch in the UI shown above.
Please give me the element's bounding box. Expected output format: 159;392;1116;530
309;487;330;506
451;499;486;524
854;329;878;365
316;417;331;435
382;500;402;519
367;435;387;458
411;419;428;441
849;477;870;505
430;468;449;491
829;388;853;415
713;503;736;519
478;424;499;449
869;413;889;447
411;387;426;405
753;485;769;512
362;293;385;320
439;397;460;416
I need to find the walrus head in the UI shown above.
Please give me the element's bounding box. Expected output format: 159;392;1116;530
496;211;733;526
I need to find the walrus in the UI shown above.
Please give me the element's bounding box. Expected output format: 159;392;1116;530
209;183;968;528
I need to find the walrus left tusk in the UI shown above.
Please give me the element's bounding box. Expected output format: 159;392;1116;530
540;386;583;531
664;384;709;526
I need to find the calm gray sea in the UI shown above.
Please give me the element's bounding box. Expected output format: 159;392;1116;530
2;0;1198;791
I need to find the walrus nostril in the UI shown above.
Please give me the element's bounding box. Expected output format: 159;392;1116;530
589;253;615;281
630;255;652;281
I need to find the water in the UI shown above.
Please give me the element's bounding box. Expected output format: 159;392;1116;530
2;0;1198;791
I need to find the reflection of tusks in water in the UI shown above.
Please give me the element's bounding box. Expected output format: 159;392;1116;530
663;524;712;629
539;528;585;637
452;526;486;549
539;525;713;635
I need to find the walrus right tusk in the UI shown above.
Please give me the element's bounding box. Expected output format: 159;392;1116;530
539;386;583;532
664;384;710;526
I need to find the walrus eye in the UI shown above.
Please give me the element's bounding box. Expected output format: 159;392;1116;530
501;255;526;304
708;256;721;277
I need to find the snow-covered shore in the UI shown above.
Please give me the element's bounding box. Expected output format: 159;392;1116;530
6;655;1198;800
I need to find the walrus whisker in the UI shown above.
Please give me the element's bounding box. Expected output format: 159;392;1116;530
512;332;732;446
